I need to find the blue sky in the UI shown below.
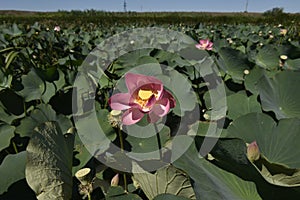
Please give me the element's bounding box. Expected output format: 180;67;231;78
1;0;299;13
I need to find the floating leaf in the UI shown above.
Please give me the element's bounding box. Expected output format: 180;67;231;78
217;47;251;82
19;69;45;102
173;137;262;200
0;152;27;194
15;104;72;137
244;66;265;95
226;93;261;120
153;193;190;200
26;121;74;199
106;186;142;200
132;162;196;200
257;71;300;119
0;123;15;151
255;45;279;70
227;112;300;169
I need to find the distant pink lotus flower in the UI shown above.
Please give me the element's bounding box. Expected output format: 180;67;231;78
109;73;176;125
195;39;213;51
54;26;61;32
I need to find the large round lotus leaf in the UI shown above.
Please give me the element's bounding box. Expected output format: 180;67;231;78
227;112;300;169
132;162;196;200
154;194;190;200
173;137;262;200
226;93;261;120
286;58;300;70
106;186;142;200
217;47;251;83
125;125;170;160
257;71;300;119
26;122;74;199
255;45;280;70
0;152;27;194
244;66;265;95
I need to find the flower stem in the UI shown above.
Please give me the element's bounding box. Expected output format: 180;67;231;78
12;141;18;154
118;128;128;192
154;123;162;160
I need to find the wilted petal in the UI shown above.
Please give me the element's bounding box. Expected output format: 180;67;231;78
122;108;144;125
109;93;131;110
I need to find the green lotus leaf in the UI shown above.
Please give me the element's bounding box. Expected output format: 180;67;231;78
106;186;142;200
153;194;190;200
26;121;74;199
173;137;262;200
227;112;300;169
0;152;27;195
244;66;265;95
125;125;170;160
217;47;251;83
40;69;66;103
15;104;72;137
2;23;22;37
251;155;300;187
187;120;227;138
73;107;117;160
132;162;196;200
286;58;300;70
72;131;91;175
0;123;15;151
226;93;261;120
203;82;227;120
255;45;280;70
257;71;300;119
19;69;45;102
114;49;154;69
41;82;56;103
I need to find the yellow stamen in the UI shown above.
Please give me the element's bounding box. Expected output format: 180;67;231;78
138;89;153;100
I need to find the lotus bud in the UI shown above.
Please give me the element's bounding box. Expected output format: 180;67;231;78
111;174;119;186
247;141;260;162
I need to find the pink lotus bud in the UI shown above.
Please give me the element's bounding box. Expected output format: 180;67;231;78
247;141;260;162
111;174;119;186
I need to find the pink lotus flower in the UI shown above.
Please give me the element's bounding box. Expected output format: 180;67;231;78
195;39;213;51
109;73;176;125
54;26;61;32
